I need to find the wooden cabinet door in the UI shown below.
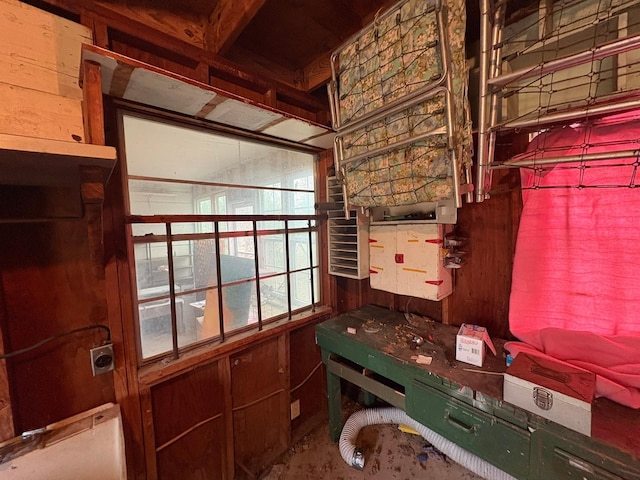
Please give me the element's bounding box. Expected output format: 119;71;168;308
231;336;289;477
151;361;227;480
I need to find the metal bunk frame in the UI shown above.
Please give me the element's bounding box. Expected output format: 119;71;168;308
477;0;640;200
327;0;473;212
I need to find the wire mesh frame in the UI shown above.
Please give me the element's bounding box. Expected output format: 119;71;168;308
333;86;464;208
129;214;320;363
329;0;473;210
476;0;640;200
327;0;448;132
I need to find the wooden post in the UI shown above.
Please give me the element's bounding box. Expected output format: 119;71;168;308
80;166;105;279
80;60;107;278
81;61;105;145
0;279;15;442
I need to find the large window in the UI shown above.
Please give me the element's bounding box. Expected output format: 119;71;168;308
120;112;320;361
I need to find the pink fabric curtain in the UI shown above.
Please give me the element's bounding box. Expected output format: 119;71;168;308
507;111;640;408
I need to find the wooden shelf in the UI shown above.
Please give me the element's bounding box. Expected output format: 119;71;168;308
0;132;117;278
0;133;116;186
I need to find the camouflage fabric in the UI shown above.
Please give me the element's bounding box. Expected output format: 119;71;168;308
334;0;472;208
338;1;442;126
345;135;453;206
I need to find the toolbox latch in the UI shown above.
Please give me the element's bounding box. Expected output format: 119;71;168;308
533;387;553;410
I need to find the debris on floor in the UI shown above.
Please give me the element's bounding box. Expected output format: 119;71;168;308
259;420;483;480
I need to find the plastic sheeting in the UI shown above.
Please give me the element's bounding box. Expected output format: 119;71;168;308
507;111;640;408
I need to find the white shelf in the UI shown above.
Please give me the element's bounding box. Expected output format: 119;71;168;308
326;176;369;279
0;133;116;186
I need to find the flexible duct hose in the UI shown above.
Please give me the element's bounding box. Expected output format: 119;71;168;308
338;407;516;480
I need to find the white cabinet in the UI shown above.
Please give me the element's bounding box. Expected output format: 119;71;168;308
369;224;452;300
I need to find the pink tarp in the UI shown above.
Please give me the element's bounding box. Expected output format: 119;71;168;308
506;111;640;408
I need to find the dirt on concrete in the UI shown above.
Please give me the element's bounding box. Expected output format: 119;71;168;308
259;414;484;480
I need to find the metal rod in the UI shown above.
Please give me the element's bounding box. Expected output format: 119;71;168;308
131;225;317;245
327;79;340;130
128;175;314;194
437;7;461;209
498;97;640;130
483;2;506;199
165;223;179;359
488;34;640;88
307;220;316;312
214;221;225;342
127;213;320;224
252;220;263;331
336;85;449;136
476;0;492;202
491;149;640;168
337;127;448;166
284;220;292;320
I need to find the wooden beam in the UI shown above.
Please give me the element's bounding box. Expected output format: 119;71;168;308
93;0;204;48
102;135;148;480
81;60;105;146
300;52;333;93
0;278;15;442
224;44;298;89
204;0;267;55
80;166;105;279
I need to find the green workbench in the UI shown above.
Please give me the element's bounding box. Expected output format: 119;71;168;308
315;305;640;480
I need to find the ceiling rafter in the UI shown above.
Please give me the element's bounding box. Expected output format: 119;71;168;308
204;0;268;55
299;53;333;93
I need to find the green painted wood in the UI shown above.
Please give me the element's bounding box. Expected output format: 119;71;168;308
316;306;640;480
531;428;640;480
407;379;530;479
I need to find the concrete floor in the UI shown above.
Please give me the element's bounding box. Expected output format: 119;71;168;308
260;402;484;480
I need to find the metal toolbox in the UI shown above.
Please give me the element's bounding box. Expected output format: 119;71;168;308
504;353;596;436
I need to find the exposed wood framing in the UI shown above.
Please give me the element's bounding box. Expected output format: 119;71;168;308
32;0;331;125
301;52;333;92
80;166;105;279
81;61;105;145
0;279;14;442
94;1;205;48
204;0;267;55
102;114;147;479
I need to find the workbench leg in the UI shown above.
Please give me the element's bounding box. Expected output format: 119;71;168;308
362;390;377;407
326;366;343;442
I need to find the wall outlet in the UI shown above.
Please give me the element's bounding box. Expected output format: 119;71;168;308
90;344;114;376
290;399;301;420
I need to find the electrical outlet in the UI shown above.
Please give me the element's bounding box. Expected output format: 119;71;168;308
90;344;114;376
290;399;301;420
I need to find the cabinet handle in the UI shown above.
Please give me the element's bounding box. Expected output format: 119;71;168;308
444;410;477;434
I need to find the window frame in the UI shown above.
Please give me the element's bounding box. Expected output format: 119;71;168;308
116;107;325;366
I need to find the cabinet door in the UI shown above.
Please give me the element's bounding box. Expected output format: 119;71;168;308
151;361;228;480
396;224;443;299
531;429;640;480
369;225;397;293
407;380;531;479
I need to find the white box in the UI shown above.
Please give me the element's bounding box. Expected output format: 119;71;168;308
503;353;596;436
455;324;496;367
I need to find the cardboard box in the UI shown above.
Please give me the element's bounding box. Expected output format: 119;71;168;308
503;353;596;436
455;324;496;367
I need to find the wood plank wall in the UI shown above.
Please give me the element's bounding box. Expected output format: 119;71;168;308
0;222;115;432
136;322;325;479
0;0;90;142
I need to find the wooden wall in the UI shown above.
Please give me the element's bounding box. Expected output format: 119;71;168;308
0;222;115;433
136;322;325;480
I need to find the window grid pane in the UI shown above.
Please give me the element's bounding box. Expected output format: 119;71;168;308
122;112;319;362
